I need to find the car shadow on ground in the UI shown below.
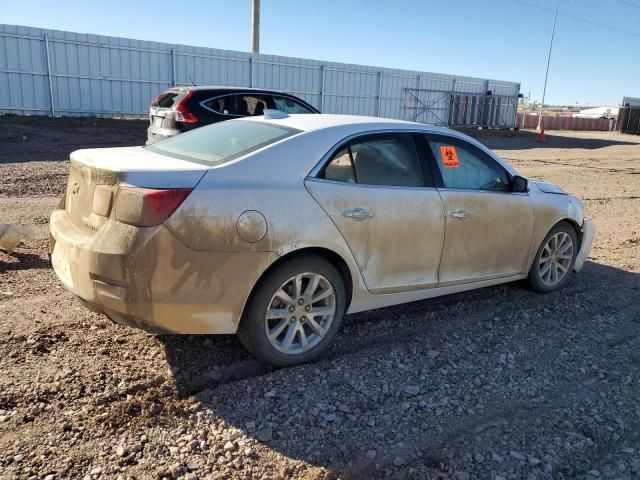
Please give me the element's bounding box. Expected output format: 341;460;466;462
465;129;640;151
158;261;640;477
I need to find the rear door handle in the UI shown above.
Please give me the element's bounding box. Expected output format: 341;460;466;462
343;208;373;219
450;209;472;219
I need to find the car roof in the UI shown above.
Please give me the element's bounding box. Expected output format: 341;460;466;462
242;113;450;134
241;114;519;176
173;85;295;94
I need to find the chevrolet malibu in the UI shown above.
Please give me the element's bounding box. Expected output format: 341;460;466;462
50;112;595;366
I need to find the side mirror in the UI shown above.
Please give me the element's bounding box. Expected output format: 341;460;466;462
512;175;528;193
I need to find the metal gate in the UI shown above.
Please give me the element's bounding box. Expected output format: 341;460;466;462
617;107;640;135
404;88;518;128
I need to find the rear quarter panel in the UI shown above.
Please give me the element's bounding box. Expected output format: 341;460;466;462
163;128;370;311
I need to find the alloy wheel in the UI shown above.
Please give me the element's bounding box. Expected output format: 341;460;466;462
264;272;336;355
538;231;574;286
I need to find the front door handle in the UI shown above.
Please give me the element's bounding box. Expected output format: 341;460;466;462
343;208;373;219
450;209;472;219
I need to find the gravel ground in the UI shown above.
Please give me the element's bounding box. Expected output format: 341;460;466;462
1;118;639;480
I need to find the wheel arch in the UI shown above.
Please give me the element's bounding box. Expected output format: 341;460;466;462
244;247;354;316
527;217;583;273
553;218;583;249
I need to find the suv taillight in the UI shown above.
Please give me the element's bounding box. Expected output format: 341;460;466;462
174;91;198;124
115;188;192;227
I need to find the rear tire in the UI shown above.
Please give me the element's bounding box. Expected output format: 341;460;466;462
238;255;346;367
528;222;578;293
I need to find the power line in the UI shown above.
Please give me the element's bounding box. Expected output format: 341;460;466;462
615;0;640;9
508;0;640;39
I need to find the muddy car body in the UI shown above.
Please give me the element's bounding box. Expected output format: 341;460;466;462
50;113;595;366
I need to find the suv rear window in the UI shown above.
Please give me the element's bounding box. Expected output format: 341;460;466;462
146;120;300;165
151;90;185;108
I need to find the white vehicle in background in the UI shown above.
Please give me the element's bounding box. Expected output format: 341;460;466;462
578;106;617;119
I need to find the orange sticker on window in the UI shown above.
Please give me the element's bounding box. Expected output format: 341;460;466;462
440;146;459;168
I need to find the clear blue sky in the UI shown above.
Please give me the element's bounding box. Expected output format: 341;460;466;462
4;0;639;106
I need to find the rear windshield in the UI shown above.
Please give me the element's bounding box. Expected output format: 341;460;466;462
152;90;184;108
146;120;300;165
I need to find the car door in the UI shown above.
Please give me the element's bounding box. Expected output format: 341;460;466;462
422;134;534;285
305;132;446;294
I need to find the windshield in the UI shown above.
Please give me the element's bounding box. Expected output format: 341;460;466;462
146;120;300;165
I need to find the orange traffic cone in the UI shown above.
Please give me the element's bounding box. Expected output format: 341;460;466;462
537;123;546;143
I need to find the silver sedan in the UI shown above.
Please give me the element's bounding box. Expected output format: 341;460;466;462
49;112;595;366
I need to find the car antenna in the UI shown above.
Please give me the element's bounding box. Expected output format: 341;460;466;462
188;74;196;87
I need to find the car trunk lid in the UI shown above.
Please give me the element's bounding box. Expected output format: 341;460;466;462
64;146;207;236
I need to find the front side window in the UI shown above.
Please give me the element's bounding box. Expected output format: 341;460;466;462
146;120;298;165
426;136;510;191
273;95;314;114
322;133;422;187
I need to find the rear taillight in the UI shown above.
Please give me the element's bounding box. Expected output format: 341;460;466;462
174;91;198;124
115;187;192;227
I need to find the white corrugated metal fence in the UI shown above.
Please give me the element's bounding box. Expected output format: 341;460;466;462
0;24;520;127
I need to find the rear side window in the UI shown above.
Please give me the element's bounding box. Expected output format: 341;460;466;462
426;136;510;191
324;147;356;183
273;95;314;114
323;133;422;187
203;94;269;116
146;120;299;165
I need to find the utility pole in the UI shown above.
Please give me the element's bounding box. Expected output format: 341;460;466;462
251;0;260;54
538;0;574;130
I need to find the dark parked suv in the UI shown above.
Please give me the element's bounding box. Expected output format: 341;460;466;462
146;86;319;144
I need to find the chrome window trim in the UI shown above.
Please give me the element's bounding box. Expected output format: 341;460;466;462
308;128;528;195
438;187;529;196
305;176;439;192
199;91;315;116
308;128;428;178
310;129;425;188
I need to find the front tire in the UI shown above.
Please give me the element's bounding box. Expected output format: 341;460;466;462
528;222;578;293
238;255;346;367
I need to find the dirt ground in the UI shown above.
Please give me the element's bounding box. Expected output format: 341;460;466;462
1;117;639;480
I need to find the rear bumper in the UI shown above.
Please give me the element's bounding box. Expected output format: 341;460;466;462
573;218;596;273
49;208;277;334
146;126;180;145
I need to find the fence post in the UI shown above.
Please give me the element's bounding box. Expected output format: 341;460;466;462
414;75;421;122
249;56;254;87
376;71;382;117
319;65;325;112
171;49;176;87
449;78;457;126
514;83;521;128
44;34;55;117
